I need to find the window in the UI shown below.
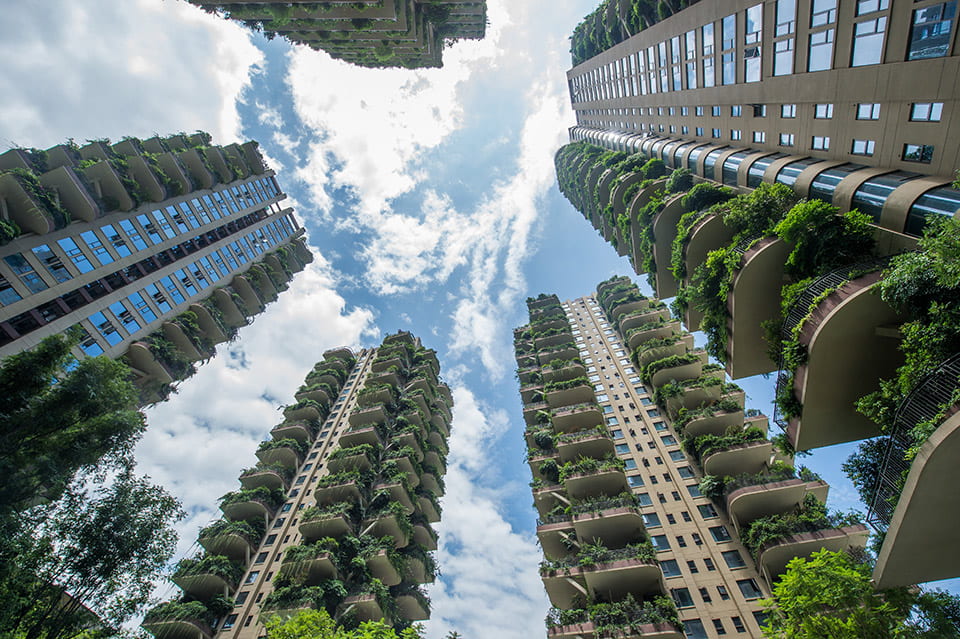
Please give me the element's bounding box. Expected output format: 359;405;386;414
624;459;638;470
731;129;742;141
660;558;681;577
672;587;694;608
753;131;766;143
698;503;719;518
597;394;609;402
677;535;687;548
808;28;835;71
779;133;795;146
857;103;881;120
610;429;624;439
666;513;676;524
910;102;944;122
653;421;667;431
857;0;888;15
814;103;834;119
683;620;708;639
811;0;837;26
687;560;699;574
907;2;957;61
712;619;727;635
222;614;238;630
712;105;721;117
255;552;268;563
723;550;747;568
851;16;887;66
718;585;731;600
903;144;934;163
669;450;685;461
244;571;260;584
695;106;704;116
643;513;662;528
687;484;703;498
738;578;764;600
812;136;831;150
627;475;645;487
235;591;249;605
700;587;713;603
774;37;795;75
710;525;733;542
712;128;721;139
661;435;677;446
615;443;630;454
732;616;746;633
705;557;716;571
851;139;876;156
696;127;704;136
678;466;695;479
781;104;796;118
731;105;742;117
651;534;670;550
646;409;660;418
692;533;703;546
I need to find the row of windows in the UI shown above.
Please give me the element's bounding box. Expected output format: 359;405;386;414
571;126;960;236
571;0;955;102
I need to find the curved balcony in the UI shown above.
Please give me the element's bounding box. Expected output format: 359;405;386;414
162;322;203;362
430;412;450;437
541;555;662;609
270;421;314;444
238;467;288;492
702;440;773;477
563;467;629;501
537;516;575;560
649;352;706;388
634;334;696;369
682;212;734;304
366;549;402;586
397;592;429;621
535;332;575;350
348;403;391;427
543;361;587;384
340;425;383;449
299;509;354;541
188;303;227;344
363;513;410;548
549;621;682;639
198;521;260;561
531;316;569;333
758;524;869;585
787;270;903;450
323;346;354;362
610;299;651;323
627;323;678;352
142;604;213;639
220;490;280;522
529;452;559;482
172;558;240;599
368;370;402;390
295;386;333;406
279;551;338;584
313;477;362;506
357;385;395;408
405;376;432;395
413;523;438;551
423;449;445;474
385;454;419;488
552;403;604;434
681;406;745;438
523;401;551;426
727;479;829;534
418;494;441;523
545;383;596;409
405;555;435;584
373;482;415;514
874;410;960;589
665;376;725;414
212;288;247;327
556;429;615;463
339;594;383;623
126;342;175;385
651;194;686;299
327;448;375;474
231;275;265;315
393;431;424;461
520;383;545;405
408;393;432;419
620;307;671;334
371;356;406;374
283;401;323;422
255;440;303;468
420;472;443;497
573;505;645;548
533;483;569;519
538;344;580;366
727;237;790;379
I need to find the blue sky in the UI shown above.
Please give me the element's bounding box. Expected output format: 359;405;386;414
2;0;943;635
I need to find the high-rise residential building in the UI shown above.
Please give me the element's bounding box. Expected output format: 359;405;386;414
143;332;451;638
187;1;487;69
0;133;311;401
556;0;960;591
515;278;866;639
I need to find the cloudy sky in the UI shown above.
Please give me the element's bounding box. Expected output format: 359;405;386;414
0;0;915;636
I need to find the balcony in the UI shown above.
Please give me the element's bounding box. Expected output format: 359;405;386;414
562;465;629;501
413;523;438;551
373;482;415;514
423;449;445;475
533;483;569;519
238;465;289;491
405;376;433;396
556;428;615;463
545;382;596;409
283;400;324;422
357;384;396;408
542;360;587;384
349;403;391;427
295;385;333;406
647;351;706;388
541;549;662;609
172;555;241;598
678;404;745;438
758;524;869;585
340;425;384;449
231;275;265;315
362;512;410;548
396;591;430;621
404;554;435;584
198;519;261;561
339;594;383;623
552;403;604;434
430;411;450;437
420;471;443;497
365;548;402;586
619;306;671;334
219;487;282;522
299;506;354;541
523;401;550;426
371;356;406;374
392;430;424;461
270;421;315;444
728;479;829;534
537;515;575;560
626;321;677;352
702;440;774;477
323;346;355;362
418;493;441;523
142;602;214;639
549;621;682;639
279;546;339;584
537;344;580;366
212;288;247;327
634;334;695;369
520;382;545;405
313;475;362;505
786;270;903;450
573;504;645;549
535;331;575;351
255;438;304;468
727;237;791;379
327;444;376;473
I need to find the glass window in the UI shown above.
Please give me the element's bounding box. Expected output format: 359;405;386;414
128;291;157;324
159;275;186;305
811;0;837;26
779;133;795;146
651;534;670;550
731;129;743;141
808;28;835;71
851;139;876;156
722;52;736;84
812;136;831;150
722;152;749;186
636;492;653;506
910;102;944;122
672;587;695;608
710;525;733;542
737;578;764;599
56;237;95;274
3;254;47;294
903;143;935;163
100;224;131;258
753;131;767;143
852;16;887;66
75;326;104;356
624;459;638;471
814;103;834;119
678;466;695;479
857;0;889;15
747;153;788;188
109;300;141;334
905;186;960;235
30;244;72;284
0;271;22;306
698;503;719;518
908;2;956;60
661;435;678;446
88;311;122;346
669;450;686;461
660;558;681;577
776;158;819;185
723;550;747;568
852;171;921;221
615;443;630;454
776;0;797;35
774;38;795;75
643;513;662;528
722;14;737;49
627;475;644;487
687;484;703;498
857;103;881;120
810;163;867;202
781;104;797;118
683;620;708;639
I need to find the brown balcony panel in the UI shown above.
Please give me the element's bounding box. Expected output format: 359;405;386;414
430;414;450;438
789;273;903;450
212;289;246;327
552;404;603;434
299;514;353;541
531;317;568;333
413;524;438;551
280;554;338;584
340;426;383;449
627;324;678;352
549;621;683;639
255;446;300;469
295;387;331;405
683;408;745;438
669;384;723;415
418;496;440;523
369;371;401;390
40;166;100;222
727;479;829;533
651;195;686;299
389;456;419;488
533;484;569;519
349;404;390;427
172;572;234;600
323;346;354;362
546;384;596;409
544;362;587;384
314;481;362;506
199;532;253;562
564;469;630;501
358;387;393;407
537;518;575;560
610;300;652;324
557;433;615;463
221;498;274;522
424;450;445;474
163;322;203;362
573;506;645;548
702;441;773;477
284;404;322;422
523;401;550;426
405;377;431;395
239;469;286;492
363;514;409;548
393;432;424;461
583;557;663;604
874;411;960;589
635;334;696;369
529;453;559;482
541;565;588;609
620;307;671;334
759;525;869;585
371;356;405;374
726;238;790;379
258;602;316;621
420;473;443;497
535;332;574;350
366;549;402;586
396;594;429;621
405;555;434;584
538;346;579;366
327;453;372;474
374;483;415;514
520;383;545;405
126;342;175;385
232;275;265;314
339;594;383;623
650;356;704;388
142;618;213;639
270;422;313;443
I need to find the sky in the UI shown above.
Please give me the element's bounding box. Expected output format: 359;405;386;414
0;0;935;636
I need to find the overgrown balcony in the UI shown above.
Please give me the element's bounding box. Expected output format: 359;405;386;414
552;402;604;434
555;426;616;462
626;318;678;352
269;420;316;444
295;382;336;406
361;503;413;548
546;594;682;639
544;377;596;409
313;471;363;505
561;457;629;501
364;547;403;587
357;383;398;408
727;476;830;535
643;350;707;388
413;519;439;551
142;601;215;639
534;328;575;351
348;402;392;427
417;490;442;523
255;438;305;468
283;399;326;422
619;304;671;334
542;358;587;383
278;539;339;584
299;503;355;541
633;334;696;370
198;519;264;561
540;542;661;610
674;400;746;438
693;430;774;477
367;369;403;390
537;342;580;366
172;554;243;598
219;486;285;521
327;443;378;473
340;424;385;449
391;428;424;461
323;346;355;363
239;464;292;491
396;588;430;621
372;481;416;515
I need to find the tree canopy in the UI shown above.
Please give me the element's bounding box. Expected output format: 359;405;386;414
264;609;424;639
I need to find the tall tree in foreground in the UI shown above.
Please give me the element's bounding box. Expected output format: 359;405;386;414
761;549;960;638
265;609;424;639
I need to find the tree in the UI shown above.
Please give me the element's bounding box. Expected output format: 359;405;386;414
264;609;423;639
0;469;183;639
0;331;146;514
761;549;960;638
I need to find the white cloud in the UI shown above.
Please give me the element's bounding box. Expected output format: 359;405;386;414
0;0;262;149
425;386;549;639
136;253;374;569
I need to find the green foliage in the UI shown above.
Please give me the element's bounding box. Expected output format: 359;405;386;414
265;608;424;638
664;167;693;194
680;182;733;213
0;218;20;245
772;201;875;279
546;593;680;633
2;167;71;229
740;495;861;562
